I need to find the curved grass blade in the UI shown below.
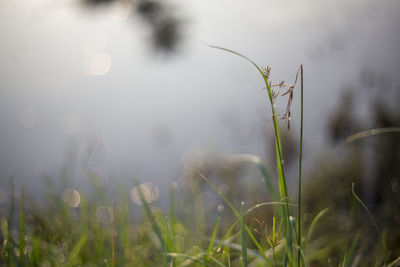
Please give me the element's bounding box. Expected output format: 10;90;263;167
198;172;273;266
228;153;278;202
66;234;87;266
168;252;210;267
207;216;220;256
194;246;226;267
305;208;330;249
351;183;386;264
344;127;400;144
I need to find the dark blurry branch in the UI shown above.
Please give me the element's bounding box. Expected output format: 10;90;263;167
80;0;183;53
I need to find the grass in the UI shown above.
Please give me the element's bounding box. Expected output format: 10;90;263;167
0;47;399;266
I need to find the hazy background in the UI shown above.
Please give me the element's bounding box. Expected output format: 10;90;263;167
1;0;399;198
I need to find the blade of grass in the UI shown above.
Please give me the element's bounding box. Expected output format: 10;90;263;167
168;252;210;267
343;231;360;267
221;201;293;245
194;246;225;267
297;64;304;267
241;202;248;267
111;201;116;267
7;175;15;267
387;256;400;267
344;127;400;144
135;181;166;254
209;45;293;261
66;234;87;266
207;216;220;256
19;187;26;265
198;172;273;266
351;183;386;264
305;208;330;249
228;154;279;202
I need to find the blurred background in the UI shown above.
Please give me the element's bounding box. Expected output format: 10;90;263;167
1;0;399;197
1;0;400;264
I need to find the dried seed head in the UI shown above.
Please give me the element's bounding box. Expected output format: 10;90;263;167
262;66;271;79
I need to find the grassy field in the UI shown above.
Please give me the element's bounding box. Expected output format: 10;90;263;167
1;47;399;266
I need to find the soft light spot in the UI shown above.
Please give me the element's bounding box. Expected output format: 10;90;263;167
82;32;108;56
131;183;160;206
109;0;132;21
96;206;114;224
20;108;37;129
218;184;229;195
83;53;112;76
62;188;81;208
217;204;225;213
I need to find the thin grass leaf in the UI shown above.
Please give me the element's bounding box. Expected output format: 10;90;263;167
111;201;116;267
228;153;278;202
297;64;304;267
305;208;330;249
207;216;220;256
387;256;400;267
221;201;294;245
194;246;225;267
344;127;400;144
343;231;360;267
198;172;273;266
351;184;380;240
135;180;166;253
168;252;210;267
7;176;15;267
19;187;26;265
241;202;248;267
351;183;386;264
66;234;87;266
209;45;294;261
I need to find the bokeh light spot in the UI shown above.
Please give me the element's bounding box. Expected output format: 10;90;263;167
131;182;159;206
96;206;114;224
109;0;132;21
83;53;112;76
62;188;81;208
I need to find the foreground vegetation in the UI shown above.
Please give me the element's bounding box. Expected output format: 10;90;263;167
1;48;399;266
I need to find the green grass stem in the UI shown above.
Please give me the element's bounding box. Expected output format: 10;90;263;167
297;64;304;267
241;202;248;267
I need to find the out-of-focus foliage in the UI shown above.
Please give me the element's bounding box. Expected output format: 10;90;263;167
81;0;183;53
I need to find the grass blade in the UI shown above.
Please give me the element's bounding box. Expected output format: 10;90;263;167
228;153;279;202
297;64;304;267
305;208;330;249
351;183;386;263
344;127;400;144
135;181;167;255
207;216;220;256
241;202;248;267
67;234;87;266
198;172;273;266
19;187;26;265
